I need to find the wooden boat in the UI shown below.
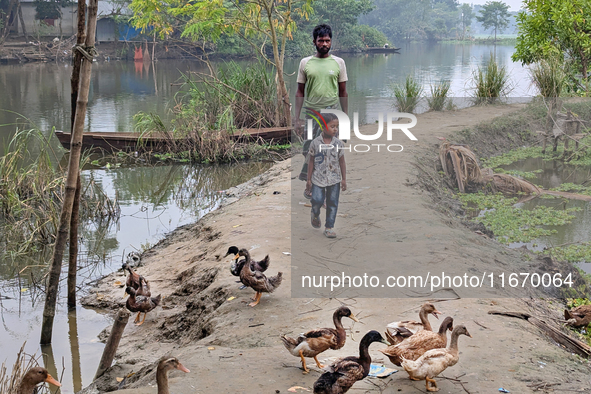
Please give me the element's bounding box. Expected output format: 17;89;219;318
54;126;293;152
365;47;400;53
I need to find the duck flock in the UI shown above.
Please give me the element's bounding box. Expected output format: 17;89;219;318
19;245;582;393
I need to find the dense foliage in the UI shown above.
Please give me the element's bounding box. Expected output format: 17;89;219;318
361;0;470;41
513;0;591;91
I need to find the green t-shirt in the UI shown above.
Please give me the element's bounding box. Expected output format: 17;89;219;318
297;55;348;111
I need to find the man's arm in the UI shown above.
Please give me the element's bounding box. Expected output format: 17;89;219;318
295;82;306;135
338;81;348;116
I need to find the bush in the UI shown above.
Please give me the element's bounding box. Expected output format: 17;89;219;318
427;80;451;111
390;75;423;113
471;55;512;104
530;55;567;98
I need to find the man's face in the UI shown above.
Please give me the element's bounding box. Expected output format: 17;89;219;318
314;35;331;55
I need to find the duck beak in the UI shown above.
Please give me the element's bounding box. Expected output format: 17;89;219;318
45;374;61;387
176;362;190;373
432;310;442;319
349;313;360;323
123;292;129;299
380;338;390;345
233;254;240;260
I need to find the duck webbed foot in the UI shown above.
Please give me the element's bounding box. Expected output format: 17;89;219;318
426;377;439;392
133;312;141;324
248;292;262;307
313;356;325;369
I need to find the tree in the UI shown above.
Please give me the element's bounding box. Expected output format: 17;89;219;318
476;1;510;41
312;0;374;46
130;0;313;128
512;0;591;84
459;3;473;40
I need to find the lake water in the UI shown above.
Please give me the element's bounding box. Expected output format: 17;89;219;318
0;43;533;392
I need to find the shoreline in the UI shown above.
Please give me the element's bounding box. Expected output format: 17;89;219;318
80;104;591;393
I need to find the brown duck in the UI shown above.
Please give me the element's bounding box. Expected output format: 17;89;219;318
385;303;442;345
234;248;282;307
401;324;472;392
313;330;389;394
17;367;61;394
380;316;454;366
565;304;591;327
123;264;150;297
281;306;360;373
125;285;161;325
225;246;270;276
155;357;190;394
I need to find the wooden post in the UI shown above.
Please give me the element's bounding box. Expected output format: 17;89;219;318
94;309;130;380
40;0;98;345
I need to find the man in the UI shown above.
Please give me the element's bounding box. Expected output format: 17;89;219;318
295;24;348;192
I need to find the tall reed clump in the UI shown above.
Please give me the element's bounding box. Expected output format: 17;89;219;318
471;55;512;104
134;61;278;163
530;55;567;98
0;128;63;247
390;75;424;113
427;80;451;111
0;126;120;258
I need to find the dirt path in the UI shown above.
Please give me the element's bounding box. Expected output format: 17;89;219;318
81;104;591;394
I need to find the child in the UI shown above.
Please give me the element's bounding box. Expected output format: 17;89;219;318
305;113;347;238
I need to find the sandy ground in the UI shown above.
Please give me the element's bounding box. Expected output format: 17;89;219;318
80;104;591;394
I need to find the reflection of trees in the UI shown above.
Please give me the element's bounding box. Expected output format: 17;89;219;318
1;161;271;299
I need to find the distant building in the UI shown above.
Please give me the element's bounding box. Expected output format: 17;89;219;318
7;1;133;39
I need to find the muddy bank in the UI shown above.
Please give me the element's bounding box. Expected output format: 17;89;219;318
80;103;591;394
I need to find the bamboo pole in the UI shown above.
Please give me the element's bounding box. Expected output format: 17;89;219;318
94;309;130;379
71;0;87;131
67;0;86;310
40;0;98;345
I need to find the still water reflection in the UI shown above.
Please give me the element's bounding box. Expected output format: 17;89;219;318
0;43;532;152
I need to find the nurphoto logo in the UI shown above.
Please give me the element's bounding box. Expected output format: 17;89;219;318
305;109;418;153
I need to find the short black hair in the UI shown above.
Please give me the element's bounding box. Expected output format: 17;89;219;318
313;24;332;40
322;112;338;124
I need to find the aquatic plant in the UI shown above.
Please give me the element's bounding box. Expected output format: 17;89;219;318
426;80;451;111
479;146;544;168
390;75;424;113
471;55;513;104
459;192;580;244
0;125;120;260
133;61;280;163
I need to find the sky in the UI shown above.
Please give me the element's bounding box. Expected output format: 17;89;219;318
468;0;523;11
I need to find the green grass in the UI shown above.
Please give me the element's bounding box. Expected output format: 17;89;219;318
427;80;451;111
390;75;423;113
471;55;512;104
